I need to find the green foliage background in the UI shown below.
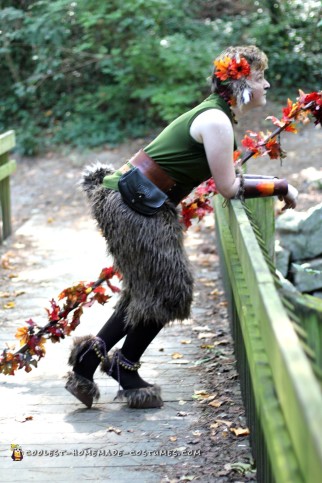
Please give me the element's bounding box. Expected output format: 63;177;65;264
0;0;321;154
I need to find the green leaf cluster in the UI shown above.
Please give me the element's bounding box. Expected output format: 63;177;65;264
0;0;320;154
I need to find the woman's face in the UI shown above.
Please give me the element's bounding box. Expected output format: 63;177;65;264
247;69;270;108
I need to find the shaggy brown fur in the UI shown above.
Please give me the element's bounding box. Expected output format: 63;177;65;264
81;163;194;328
67;334;97;367
116;385;163;409
65;371;100;408
100;351;163;408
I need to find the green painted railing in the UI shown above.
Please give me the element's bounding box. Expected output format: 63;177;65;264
214;195;322;483
0;131;16;243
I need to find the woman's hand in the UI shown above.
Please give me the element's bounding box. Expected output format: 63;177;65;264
279;184;298;210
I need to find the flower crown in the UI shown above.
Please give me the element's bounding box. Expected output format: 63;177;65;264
214;55;251;82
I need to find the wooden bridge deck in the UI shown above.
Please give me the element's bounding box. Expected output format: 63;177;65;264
0;212;215;482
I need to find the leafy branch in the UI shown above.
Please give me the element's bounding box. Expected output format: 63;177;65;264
0;267;121;376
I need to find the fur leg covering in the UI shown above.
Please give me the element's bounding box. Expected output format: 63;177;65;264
81;163;194;328
100;352;163;409
65;371;100;409
116;385;163;409
65;335;100;408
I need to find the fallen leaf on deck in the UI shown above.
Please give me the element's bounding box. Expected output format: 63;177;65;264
193;389;210;398
0;292;11;298
16;415;33;423
200;344;214;349
107;426;122;435
1;252;14;269
169;436;177;442
180;339;191;344
171;352;183;359
230;461;256;475
214;340;230;346
3;301;15;309
208;289;219;299
230;427;250;437
208;400;223;408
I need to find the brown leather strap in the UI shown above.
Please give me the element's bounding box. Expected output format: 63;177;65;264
129;150;176;193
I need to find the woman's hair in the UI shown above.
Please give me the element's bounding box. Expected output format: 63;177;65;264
211;45;268;107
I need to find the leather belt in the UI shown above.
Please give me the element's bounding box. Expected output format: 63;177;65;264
129;150;176;193
119;149;190;205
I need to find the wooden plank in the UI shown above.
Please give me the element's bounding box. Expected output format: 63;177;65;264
0;158;16;182
0;130;15;157
0;466;165;482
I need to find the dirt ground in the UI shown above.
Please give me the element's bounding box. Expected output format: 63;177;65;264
1;99;321;481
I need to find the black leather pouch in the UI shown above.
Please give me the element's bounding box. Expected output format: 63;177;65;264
118;168;168;216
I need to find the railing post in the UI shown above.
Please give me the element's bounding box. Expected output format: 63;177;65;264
0;130;16;243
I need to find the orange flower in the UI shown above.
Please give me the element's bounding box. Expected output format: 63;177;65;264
214;56;231;81
228;57;250;80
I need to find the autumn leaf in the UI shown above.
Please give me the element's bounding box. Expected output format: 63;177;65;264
180;339;191;344
1;252;14;269
107;426;122;435
171;352;183;359
15;326;30;346
208;400;223;408
15;415;34;423
194;390;210;396
169;436;177;442
3;301;15;309
230;427;250;437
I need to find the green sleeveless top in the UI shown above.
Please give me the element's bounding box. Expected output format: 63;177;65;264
103;94;235;192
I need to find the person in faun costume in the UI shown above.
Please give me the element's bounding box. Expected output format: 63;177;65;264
65;45;298;409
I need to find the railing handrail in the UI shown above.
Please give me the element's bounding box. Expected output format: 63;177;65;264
214;195;322;482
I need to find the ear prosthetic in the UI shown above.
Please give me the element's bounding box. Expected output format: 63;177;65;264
234;174;288;200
